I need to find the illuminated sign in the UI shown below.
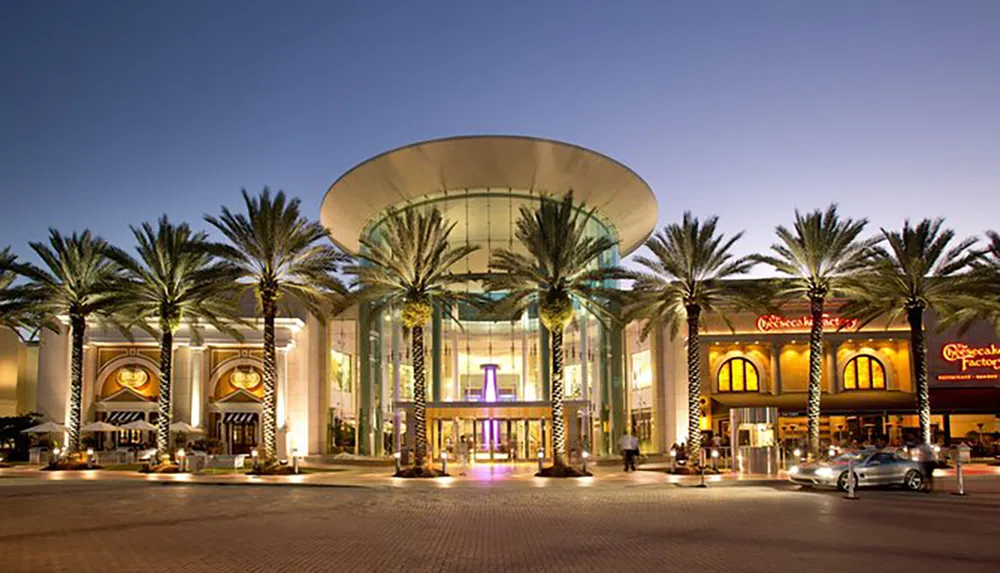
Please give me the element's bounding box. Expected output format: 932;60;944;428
755;314;859;332
939;343;1000;381
231;370;262;390
116;367;148;389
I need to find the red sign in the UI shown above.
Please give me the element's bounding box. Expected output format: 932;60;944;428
755;314;859;332
941;343;1000;373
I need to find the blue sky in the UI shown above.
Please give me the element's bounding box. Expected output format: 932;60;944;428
1;1;998;266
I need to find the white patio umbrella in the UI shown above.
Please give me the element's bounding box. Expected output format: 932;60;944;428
80;421;120;433
21;421;67;434
120;420;156;432
168;422;204;434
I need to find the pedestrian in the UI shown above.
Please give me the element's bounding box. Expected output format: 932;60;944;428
458;435;469;476
619;430;636;471
912;440;937;492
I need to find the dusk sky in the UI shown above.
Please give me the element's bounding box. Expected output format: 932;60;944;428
2;1;998;268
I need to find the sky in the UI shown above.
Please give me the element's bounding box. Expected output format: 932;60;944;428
1;1;998;269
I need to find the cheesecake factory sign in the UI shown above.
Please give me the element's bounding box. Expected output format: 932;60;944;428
938;342;1000;382
755;313;859;332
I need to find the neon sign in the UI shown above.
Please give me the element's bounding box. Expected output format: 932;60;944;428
755;314;859;332
941;343;1000;372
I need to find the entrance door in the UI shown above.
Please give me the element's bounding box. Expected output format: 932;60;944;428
230;423;257;455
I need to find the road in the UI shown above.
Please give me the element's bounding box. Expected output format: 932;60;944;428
1;478;998;572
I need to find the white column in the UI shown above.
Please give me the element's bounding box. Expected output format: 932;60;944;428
452;329;460;401
190;348;204;427
277;348;289;430
579;313;589;450
392;313;401;453
520;313;529;400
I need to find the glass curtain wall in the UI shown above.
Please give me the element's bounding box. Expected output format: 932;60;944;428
355;188;621;455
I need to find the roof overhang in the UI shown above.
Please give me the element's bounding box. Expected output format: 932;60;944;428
320;135;657;255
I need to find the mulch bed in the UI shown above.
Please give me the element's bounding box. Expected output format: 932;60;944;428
42;460;104;471
138;463;182;474
535;465;592;478
393;466;449;478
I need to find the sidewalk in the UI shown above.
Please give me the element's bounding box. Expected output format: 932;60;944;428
3;461;997;489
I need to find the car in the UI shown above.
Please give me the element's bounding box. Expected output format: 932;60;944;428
788;450;927;491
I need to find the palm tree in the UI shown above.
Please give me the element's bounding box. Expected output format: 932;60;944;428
106;217;245;459
0;247;52;341
757;205;876;457
485;192;630;469
345;207;479;471
841;220;983;444
3;231;124;453
206;188;347;463
627;213;758;463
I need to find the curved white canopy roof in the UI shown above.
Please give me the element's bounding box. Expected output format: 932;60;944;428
320;135;657;256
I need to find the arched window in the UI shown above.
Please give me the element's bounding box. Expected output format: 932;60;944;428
718;357;759;392
843;355;886;390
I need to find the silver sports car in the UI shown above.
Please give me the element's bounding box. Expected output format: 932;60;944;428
788;450;927;491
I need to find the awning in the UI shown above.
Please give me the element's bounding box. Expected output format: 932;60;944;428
222;412;258;424
105;411;144;425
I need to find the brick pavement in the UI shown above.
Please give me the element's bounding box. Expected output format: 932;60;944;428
1;479;998;573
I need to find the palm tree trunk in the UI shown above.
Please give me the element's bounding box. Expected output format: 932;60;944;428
551;328;566;467
67;315;85;454
411;325;427;468
686;305;703;463
908;306;931;444
155;329;173;459
261;291;278;462
807;296;825;457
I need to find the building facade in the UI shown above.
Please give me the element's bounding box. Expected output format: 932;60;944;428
4;136;999;459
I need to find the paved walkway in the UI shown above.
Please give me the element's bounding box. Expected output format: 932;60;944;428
1;474;998;572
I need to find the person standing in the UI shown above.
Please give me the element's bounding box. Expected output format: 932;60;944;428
458;435;469;476
619;430;636;472
913;440;937;492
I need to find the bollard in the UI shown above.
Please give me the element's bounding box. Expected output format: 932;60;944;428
844;458;858;500
440;451;448;474
697;463;708;488
292;448;300;474
669;449;676;473
952;457;966;496
393;451;401;473
537;449;544;473
176;449;186;472
582;450;590;473
711;449;719;472
86;448;94;469
251;448;260;472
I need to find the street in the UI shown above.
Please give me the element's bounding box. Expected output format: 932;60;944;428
1;476;998;572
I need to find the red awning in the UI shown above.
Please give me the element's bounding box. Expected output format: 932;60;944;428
930;388;1000;413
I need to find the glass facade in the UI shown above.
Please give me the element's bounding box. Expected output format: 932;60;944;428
349;189;625;456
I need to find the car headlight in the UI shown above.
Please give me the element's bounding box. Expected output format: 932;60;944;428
815;467;834;478
789;466;799;475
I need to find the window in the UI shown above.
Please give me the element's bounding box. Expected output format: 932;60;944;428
717;357;759;392
843;355;886;390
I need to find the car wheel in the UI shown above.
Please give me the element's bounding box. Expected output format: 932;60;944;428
904;470;924;491
837;471;857;492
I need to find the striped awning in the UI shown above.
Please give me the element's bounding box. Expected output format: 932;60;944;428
105;411;144;425
222;412;258;424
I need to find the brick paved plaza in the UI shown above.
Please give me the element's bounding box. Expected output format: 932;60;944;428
2;475;999;573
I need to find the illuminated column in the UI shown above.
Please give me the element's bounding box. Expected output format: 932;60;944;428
190;347;204;427
276;347;289;431
392;312;401;454
520;313;529;401
432;305;442;402
579;313;590;451
451;329;460;401
770;343;782;396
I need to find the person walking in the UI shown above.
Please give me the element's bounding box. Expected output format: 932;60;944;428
458;435;469;476
913;440;937;492
619;430;637;472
